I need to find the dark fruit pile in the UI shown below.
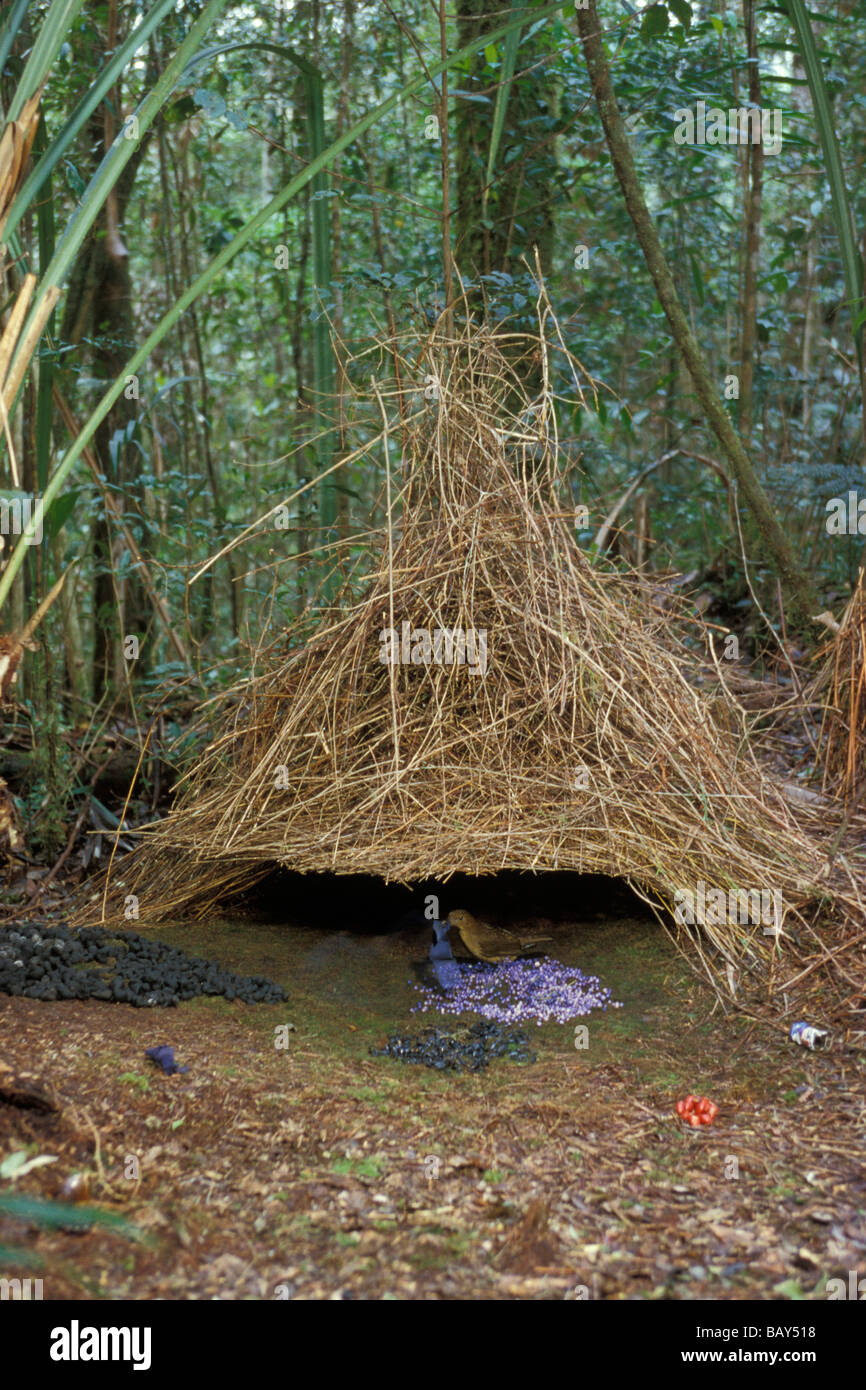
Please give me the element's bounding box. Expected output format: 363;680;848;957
0;922;288;1007
370;1020;536;1073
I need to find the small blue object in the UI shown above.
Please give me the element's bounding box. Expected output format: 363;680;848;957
789;1021;828;1050
145;1045;189;1075
429;920;461;990
430;919;453;961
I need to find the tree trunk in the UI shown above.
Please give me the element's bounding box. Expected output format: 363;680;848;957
575;0;819;631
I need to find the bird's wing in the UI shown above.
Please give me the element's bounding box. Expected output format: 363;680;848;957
451;922;485;959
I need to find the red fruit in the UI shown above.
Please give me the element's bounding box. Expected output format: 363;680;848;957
677;1093;717;1123
693;1096;718;1123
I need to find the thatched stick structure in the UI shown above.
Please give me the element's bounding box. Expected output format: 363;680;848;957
81;314;835;988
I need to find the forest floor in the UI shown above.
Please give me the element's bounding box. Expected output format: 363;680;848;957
1;912;864;1301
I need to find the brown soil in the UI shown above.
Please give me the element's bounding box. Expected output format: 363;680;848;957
1;915;864;1300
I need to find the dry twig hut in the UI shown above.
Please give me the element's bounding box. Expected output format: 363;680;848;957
87;315;836;990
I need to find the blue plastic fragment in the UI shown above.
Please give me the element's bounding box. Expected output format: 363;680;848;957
145;1045;189;1075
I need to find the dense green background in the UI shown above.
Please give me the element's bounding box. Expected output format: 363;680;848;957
2;0;864;849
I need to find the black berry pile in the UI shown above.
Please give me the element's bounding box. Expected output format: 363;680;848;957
370;1020;536;1073
0;922;288;1007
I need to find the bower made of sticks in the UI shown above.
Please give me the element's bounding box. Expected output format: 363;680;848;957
91;321;829;970
816;566;866;805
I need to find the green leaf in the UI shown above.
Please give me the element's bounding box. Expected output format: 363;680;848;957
193;87;227;120
164;94;197;124
484;43;498;65
0;1192;141;1238
641;3;669;38
46;488;79;539
0;0;31;77
6;0;86;121
63;159;86;199
32;116;56;493
669;0;692;30
484;1;528;207
688;251;705;306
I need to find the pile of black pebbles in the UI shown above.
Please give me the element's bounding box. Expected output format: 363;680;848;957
0;922;288;1007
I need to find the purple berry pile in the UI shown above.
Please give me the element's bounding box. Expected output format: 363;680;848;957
413;956;621;1026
